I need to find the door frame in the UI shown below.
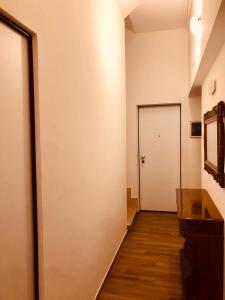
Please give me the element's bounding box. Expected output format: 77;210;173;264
0;13;39;300
137;103;182;211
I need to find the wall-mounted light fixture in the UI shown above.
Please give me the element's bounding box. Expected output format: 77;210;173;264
190;15;202;37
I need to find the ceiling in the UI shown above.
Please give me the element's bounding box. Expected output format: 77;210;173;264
117;0;139;18
126;0;190;33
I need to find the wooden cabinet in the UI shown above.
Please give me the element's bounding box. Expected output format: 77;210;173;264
176;189;224;300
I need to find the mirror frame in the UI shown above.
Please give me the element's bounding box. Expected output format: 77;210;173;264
204;101;225;188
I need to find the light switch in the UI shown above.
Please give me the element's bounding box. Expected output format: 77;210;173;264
209;80;216;95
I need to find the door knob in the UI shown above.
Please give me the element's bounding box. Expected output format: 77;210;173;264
141;155;145;163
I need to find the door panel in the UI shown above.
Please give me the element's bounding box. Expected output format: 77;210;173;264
0;21;34;299
139;105;180;211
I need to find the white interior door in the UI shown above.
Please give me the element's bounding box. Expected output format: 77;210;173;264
139;105;180;211
0;21;35;299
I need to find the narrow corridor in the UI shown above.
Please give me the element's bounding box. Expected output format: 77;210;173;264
98;212;183;300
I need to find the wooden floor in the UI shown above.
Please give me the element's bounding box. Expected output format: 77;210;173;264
97;212;183;300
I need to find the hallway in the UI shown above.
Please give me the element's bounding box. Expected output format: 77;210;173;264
1;0;225;298
98;212;183;300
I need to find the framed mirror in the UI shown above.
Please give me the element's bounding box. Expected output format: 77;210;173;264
204;101;225;188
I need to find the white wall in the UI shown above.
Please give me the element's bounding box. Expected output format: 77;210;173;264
189;1;225;296
0;1;127;299
201;35;225;300
189;0;222;87
126;28;201;199
202;41;225;217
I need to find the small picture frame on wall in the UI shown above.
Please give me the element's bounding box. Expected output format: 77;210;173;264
190;121;202;138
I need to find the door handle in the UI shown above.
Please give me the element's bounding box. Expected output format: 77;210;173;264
141;155;145;164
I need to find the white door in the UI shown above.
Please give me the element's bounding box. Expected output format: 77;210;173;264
0;21;35;299
139;105;180;211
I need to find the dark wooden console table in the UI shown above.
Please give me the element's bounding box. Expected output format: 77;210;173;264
176;189;224;300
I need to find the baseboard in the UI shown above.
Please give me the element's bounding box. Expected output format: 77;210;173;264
94;229;128;300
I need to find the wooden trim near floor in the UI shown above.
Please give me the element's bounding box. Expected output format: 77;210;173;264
94;230;128;300
127;187;138;227
0;13;39;300
127;198;138;227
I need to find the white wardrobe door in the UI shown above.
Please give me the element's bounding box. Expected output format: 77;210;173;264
0;21;34;299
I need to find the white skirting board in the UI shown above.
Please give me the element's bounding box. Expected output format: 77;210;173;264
94;229;128;299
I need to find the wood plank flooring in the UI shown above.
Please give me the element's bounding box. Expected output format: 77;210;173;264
97;212;183;300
